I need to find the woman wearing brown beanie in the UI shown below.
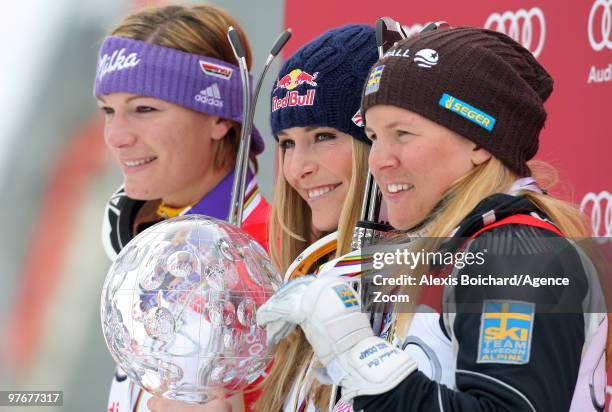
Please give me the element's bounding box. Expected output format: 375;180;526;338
258;27;607;411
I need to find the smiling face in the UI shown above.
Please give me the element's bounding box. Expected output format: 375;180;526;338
278;126;353;232
98;93;232;206
366;105;490;230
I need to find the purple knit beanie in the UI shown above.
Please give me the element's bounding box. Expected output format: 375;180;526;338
93;36;265;154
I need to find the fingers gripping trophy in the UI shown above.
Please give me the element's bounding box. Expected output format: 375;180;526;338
100;27;291;403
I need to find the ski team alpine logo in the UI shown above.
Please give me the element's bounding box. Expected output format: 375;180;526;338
272;68;318;112
199;60;233;79
97;48;140;80
195;83;223;107
478;300;535;364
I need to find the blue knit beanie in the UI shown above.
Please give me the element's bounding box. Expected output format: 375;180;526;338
270;24;377;145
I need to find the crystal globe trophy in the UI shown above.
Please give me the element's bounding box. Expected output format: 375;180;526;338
100;215;280;403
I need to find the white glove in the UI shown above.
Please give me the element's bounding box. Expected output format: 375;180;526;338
257;275;417;400
256;276;315;344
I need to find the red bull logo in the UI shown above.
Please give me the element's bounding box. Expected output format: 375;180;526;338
274;68;319;91
272;89;316;112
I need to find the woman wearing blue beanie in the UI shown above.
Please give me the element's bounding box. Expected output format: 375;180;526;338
257;24;378;412
143;22;379;412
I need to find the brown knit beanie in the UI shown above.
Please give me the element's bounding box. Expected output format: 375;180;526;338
361;27;554;177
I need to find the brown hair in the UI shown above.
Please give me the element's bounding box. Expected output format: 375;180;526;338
258;139;370;411
110;4;257;171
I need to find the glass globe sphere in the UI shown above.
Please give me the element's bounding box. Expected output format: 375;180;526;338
100;215;280;403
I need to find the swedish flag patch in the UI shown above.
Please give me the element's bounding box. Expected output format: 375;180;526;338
477;300;535;364
365;65;385;95
333;284;359;308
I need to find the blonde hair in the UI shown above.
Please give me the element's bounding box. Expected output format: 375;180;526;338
258;139;370;411
268;149;312;272
426;158;588;238
110;4;258;172
385;157;591;336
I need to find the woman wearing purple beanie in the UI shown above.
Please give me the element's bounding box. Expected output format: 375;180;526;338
258;27;607;412
93;4;270;412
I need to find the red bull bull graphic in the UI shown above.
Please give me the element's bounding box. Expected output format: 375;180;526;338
274;68;318;91
272;89;316;112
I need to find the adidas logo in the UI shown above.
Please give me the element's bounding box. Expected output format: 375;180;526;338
194;83;223;107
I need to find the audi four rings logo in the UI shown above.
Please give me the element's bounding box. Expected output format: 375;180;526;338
588;0;612;51
484;7;546;57
580;191;612;242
